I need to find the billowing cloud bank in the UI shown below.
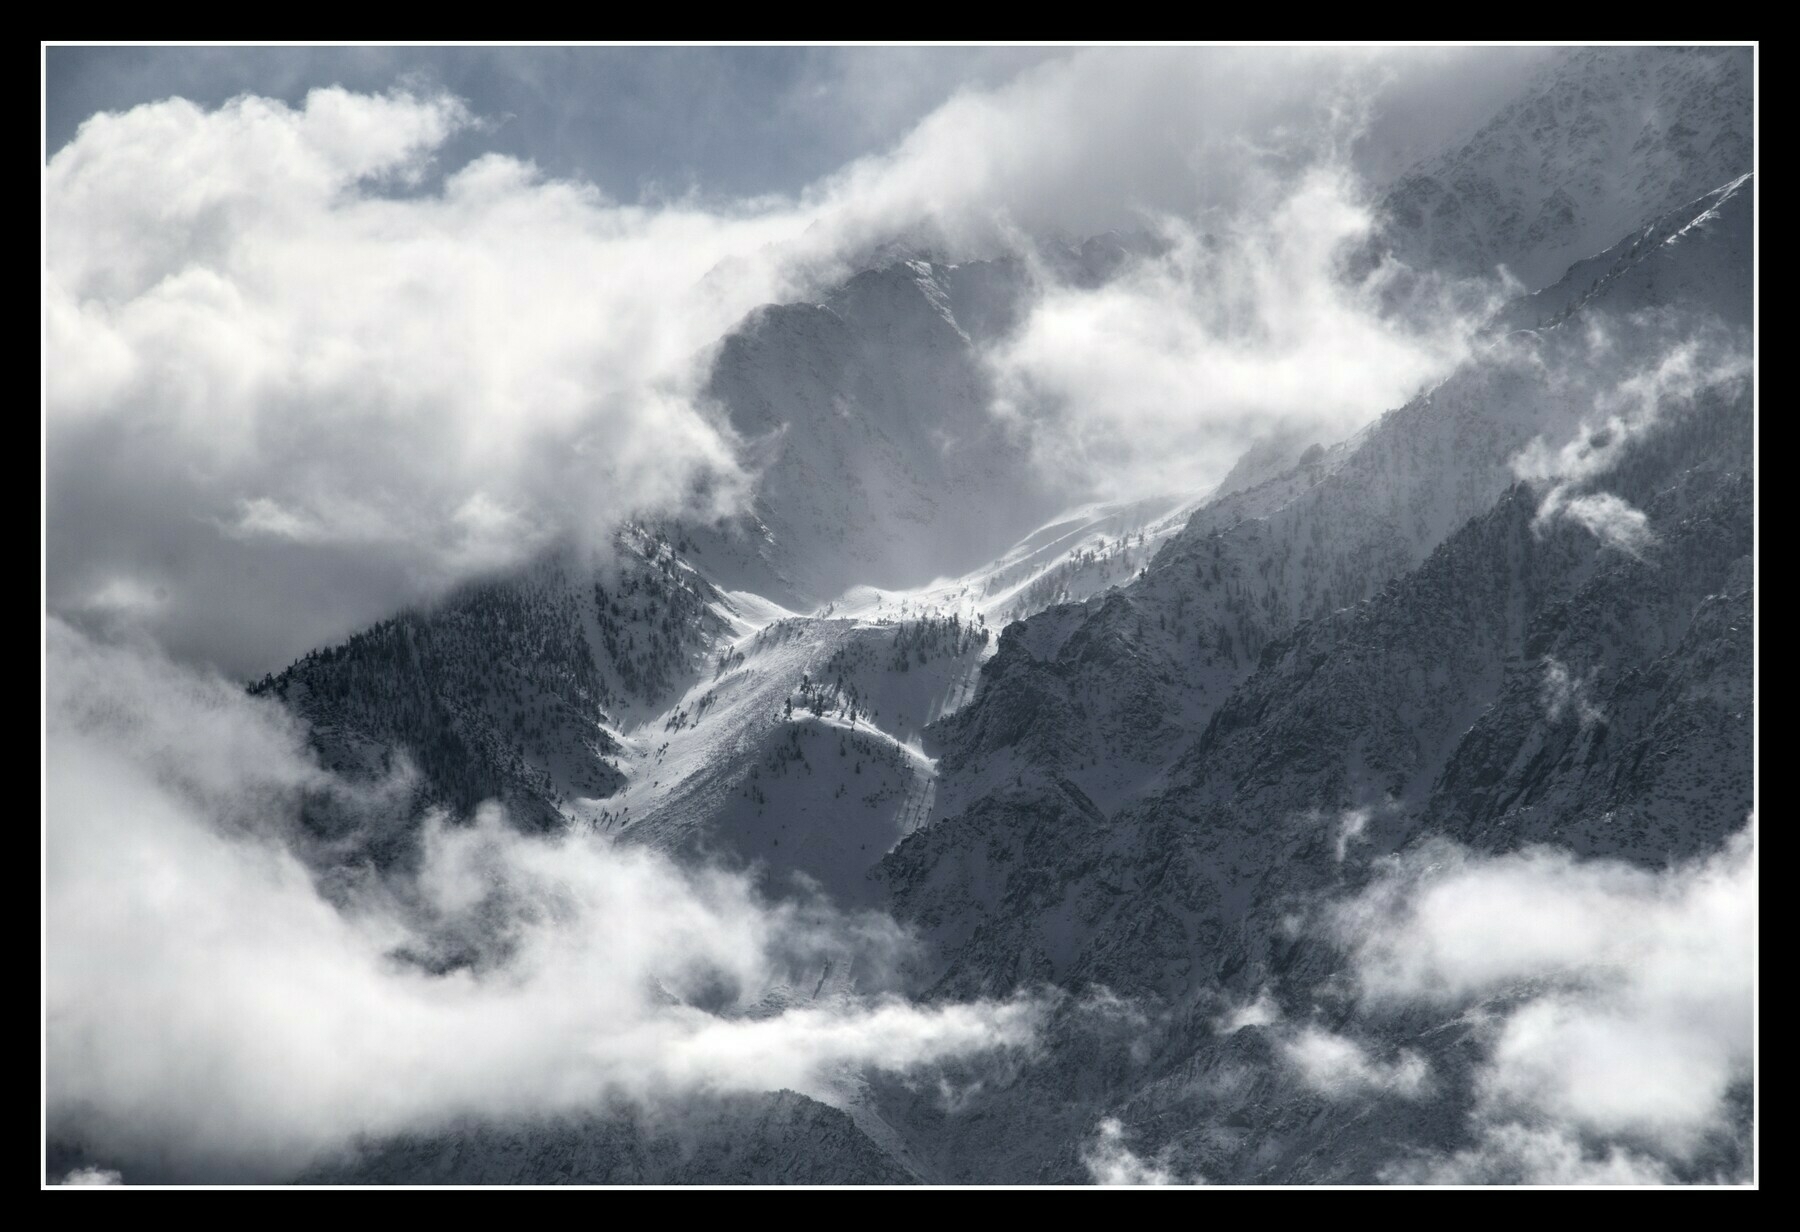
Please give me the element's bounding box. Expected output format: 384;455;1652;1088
44;620;1045;1181
45;87;806;675
46;51;1513;676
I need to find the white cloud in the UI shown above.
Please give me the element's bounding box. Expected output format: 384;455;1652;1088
1539;657;1604;729
801;46;1544;256
55;1167;125;1186
1332;827;1755;1166
1081;1118;1203;1185
1557;492;1657;558
1335;806;1373;863
43;621;1045;1181
984;165;1487;499
46;55;1536;675
1382;1124;1676;1186
1279;1026;1432;1100
1512;336;1750;556
1216;988;1283;1034
45;87;803;675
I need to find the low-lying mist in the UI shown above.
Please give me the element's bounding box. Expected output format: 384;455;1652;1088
45;621;1048;1181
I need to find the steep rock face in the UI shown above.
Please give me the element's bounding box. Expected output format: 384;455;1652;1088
252;528;730;855
1421;424;1752;861
1374;46;1751;290
302;1091;917;1185
1181;391;1750;865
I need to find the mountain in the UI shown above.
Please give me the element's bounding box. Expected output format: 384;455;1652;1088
233;51;1753;1184
691;232;1163;607
251;525;727;850
1374;46;1751;290
303;1091;917;1185
863;385;1750;1181
1503;171;1753;329
922;172;1750;836
698;258;1043;604
858;183;1752;1182
243;227;1195;885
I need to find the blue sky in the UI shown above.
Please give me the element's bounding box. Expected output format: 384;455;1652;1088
46;46;1067;200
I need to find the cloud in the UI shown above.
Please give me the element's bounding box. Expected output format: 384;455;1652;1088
1539;657;1605;729
1557;492;1657;558
1215;988;1283;1033
1381;1124;1676;1186
44;621;1045;1181
47;47;1077;203
1331;827;1755;1173
1512;335;1751;556
1335;806;1373;862
45;87;804;676
1279;1027;1432;1100
1080;1118;1203;1185
46;53;1546;675
802;46;1545;256
983;164;1490;499
55;1167;125;1186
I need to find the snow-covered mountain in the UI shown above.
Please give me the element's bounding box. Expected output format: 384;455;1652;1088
223;53;1753;1186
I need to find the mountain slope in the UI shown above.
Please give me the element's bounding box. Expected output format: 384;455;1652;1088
302;1091;917;1185
868;350;1750;1186
249;166;1753;1185
697;237;1159;605
925;170;1750;833
1375;46;1751;290
860;179;1753;1183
